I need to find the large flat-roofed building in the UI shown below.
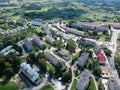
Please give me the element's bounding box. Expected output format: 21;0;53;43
20;62;40;85
78;52;89;67
77;69;91;90
46;35;55;45
107;77;120;90
46;52;60;66
23;38;32;52
32;35;45;49
0;45;16;56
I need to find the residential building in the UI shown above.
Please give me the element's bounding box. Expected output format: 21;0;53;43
96;52;106;64
66;28;84;36
77;69;91;90
32;35;45;49
77;38;97;47
46;52;60;66
46;35;55;45
57;49;72;61
78;52;89;67
32;21;42;26
107;77;120;90
23;38;32;52
41;25;51;35
0;45;16;56
20;62;40;85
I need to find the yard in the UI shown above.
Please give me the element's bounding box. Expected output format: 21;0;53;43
0;81;19;90
40;84;54;90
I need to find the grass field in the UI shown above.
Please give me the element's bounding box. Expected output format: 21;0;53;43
87;78;96;90
0;81;18;90
40;84;54;90
71;79;77;90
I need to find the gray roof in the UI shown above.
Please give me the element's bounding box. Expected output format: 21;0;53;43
78;52;89;67
32;35;45;49
77;69;91;90
23;38;32;51
108;77;120;90
42;25;51;35
66;28;84;36
46;52;60;66
77;38;97;47
57;49;72;61
46;35;55;45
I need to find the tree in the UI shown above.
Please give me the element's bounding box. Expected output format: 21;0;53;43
28;52;37;62
104;48;112;56
66;39;76;53
0;53;21;79
93;67;101;77
55;40;63;50
37;52;46;60
13;44;22;55
62;70;72;83
38;58;47;72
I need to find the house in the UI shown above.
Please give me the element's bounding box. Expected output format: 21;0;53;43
78;52;89;67
107;77;120;90
23;38;32;52
32;35;45;49
60;24;67;30
0;45;16;56
96;52;106;64
77;69;91;90
77;38;97;47
66;28;84;36
41;25;51;35
20;63;40;85
57;49;72;61
46;35;55;45
46;52;61;66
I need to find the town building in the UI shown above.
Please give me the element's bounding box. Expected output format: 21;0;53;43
77;69;91;90
78;52;89;67
20;62;40;85
57;49;72;61
46;35;55;45
32;35;45;49
0;45;16;56
107;77;120;90
23;38;32;52
46;52;61;66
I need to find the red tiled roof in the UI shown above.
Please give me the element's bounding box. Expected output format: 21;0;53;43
97;52;106;62
60;24;67;30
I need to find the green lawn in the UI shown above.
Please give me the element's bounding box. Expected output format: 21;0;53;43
71;79;77;90
98;35;106;41
36;28;43;33
87;78;96;90
0;81;19;90
47;63;55;73
40;84;54;90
